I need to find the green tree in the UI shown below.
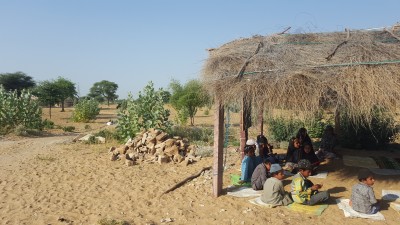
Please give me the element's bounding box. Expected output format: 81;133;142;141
0;72;36;94
88;80;118;106
71;99;100;122
169;79;210;126
117;82;171;141
33;81;60;119
54;77;77;112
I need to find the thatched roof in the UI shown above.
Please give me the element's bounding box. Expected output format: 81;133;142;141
201;25;400;123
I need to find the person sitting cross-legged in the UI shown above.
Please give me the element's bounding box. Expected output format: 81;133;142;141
261;164;293;206
290;159;330;205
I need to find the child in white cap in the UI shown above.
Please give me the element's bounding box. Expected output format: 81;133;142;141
261;164;293;206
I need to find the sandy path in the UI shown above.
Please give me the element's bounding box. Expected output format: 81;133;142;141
0;137;399;225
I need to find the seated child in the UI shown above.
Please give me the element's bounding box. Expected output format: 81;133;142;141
256;134;276;163
261;164;293;206
291;159;330;205
251;158;272;190
239;144;257;184
284;137;301;173
350;169;380;214
299;142;320;175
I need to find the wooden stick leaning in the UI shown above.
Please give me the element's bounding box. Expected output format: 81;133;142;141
326;28;350;61
160;166;212;197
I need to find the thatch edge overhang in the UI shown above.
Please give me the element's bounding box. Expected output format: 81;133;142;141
201;24;400;123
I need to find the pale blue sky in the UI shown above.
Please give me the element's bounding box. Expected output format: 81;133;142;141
1;0;399;98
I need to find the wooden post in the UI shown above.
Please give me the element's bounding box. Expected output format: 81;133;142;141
258;104;264;136
239;97;249;160
334;108;341;137
213;99;224;197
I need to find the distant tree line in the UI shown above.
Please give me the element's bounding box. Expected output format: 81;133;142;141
0;72;119;118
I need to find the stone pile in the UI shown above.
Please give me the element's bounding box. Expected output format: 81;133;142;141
109;128;201;166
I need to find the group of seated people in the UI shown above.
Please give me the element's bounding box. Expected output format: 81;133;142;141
239;126;380;214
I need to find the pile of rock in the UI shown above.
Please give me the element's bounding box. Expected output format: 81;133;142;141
109;129;201;166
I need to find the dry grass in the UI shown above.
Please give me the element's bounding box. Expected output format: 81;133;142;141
202;25;400;126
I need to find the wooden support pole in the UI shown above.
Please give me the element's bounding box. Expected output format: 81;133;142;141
239;97;249;160
334;108;341;137
213;99;224;197
258;104;264;136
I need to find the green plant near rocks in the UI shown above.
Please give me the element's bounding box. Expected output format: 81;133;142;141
71;99;100;122
0;87;43;134
117;82;171;141
169;125;213;144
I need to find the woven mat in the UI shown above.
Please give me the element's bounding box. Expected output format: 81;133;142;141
248;196;275;208
371;156;400;170
226;186;262;198
286;202;328;216
230;174;251;187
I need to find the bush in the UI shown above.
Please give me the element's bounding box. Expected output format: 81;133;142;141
95;129;118;141
169;125;213;144
42;119;55;129
266;112;330;142
62;126;75;132
266;117;303;142
0;87;43;133
339;109;397;149
71;99;100;122
117;82;171;141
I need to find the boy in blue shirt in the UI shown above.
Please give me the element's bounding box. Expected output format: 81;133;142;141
239;144;257;183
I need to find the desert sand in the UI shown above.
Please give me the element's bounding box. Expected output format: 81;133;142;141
0;106;399;225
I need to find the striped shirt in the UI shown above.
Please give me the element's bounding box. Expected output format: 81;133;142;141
290;173;312;203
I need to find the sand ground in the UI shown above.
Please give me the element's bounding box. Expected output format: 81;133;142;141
0;105;399;224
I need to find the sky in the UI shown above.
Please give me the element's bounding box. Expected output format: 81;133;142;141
1;0;399;98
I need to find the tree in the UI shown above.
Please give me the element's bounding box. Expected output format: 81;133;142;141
0;72;36;94
53;77;77;112
169;79;210;126
33;81;60;119
88;80;118;106
117;82;171;141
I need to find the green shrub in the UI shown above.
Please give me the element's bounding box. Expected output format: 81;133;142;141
42;119;55;129
305;112;330;138
204;108;210;116
174;108;189;125
98;218;130;225
71;99;100;122
0;87;43;133
339;109;397;149
266;112;330;142
14;124;28;136
169;125;213;144
266;117;303;142
84;124;91;130
117;82;171;141
95;129;118;141
62;126;75;132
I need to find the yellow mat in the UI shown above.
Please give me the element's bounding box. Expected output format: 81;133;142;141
343;155;379;169
230;174;251;187
286;202;328;216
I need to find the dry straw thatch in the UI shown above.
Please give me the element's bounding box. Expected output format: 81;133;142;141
201;24;400;124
